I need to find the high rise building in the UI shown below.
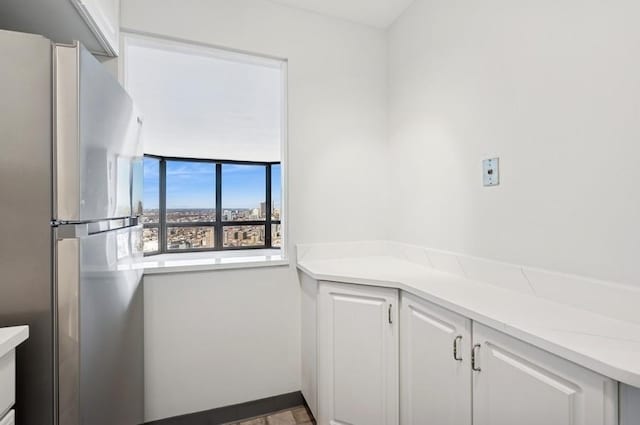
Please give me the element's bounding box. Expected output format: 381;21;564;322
205;229;214;247
260;202;266;218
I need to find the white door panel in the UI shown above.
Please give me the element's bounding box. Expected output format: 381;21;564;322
318;282;398;425
0;410;15;425
473;323;618;425
400;293;471;425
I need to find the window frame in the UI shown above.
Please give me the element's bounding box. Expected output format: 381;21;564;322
143;154;281;256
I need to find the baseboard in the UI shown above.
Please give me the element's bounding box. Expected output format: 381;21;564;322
144;391;306;425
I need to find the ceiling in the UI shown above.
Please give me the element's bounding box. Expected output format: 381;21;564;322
268;0;415;28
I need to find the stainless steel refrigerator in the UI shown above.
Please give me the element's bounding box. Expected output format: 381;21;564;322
0;29;144;425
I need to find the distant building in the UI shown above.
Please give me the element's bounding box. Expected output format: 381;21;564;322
260;202;266;218
204;229;214;247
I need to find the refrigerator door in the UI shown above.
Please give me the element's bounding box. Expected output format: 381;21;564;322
57;222;144;425
0;29;55;425
54;43;143;222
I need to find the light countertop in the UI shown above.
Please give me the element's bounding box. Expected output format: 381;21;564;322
297;256;640;388
0;326;29;358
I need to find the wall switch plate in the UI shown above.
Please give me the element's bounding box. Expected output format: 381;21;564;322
483;158;499;186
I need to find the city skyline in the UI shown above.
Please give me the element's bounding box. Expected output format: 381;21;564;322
141;204;281;225
142;223;281;253
143;157;281;210
142;157;282;253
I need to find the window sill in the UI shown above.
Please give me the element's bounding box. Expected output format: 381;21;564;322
143;249;289;275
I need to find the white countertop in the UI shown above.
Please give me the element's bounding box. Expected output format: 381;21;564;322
298;256;640;388
0;326;28;358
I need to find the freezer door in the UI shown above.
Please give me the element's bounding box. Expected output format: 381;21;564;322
54;43;143;222
57;223;144;425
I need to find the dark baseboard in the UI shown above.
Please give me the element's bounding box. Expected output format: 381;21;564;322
144;391;306;425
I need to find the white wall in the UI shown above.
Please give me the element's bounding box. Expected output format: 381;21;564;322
129;1;640;420
144;267;301;421
122;0;388;420
388;0;640;286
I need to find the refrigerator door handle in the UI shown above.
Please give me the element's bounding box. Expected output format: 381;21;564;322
55;217;139;239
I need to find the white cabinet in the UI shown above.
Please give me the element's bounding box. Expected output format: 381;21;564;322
300;273;318;418
0;0;120;56
0;410;14;425
318;281;399;425
69;0;120;55
400;293;471;425
302;277;620;425
620;384;640;425
0;326;28;425
472;323;618;425
0;351;15;420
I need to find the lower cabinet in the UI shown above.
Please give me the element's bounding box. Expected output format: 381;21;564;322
0;410;14;425
0;350;16;425
400;293;472;425
317;281;399;425
472;323;618;425
309;281;619;425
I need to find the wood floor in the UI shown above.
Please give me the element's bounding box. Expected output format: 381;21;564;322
225;405;315;425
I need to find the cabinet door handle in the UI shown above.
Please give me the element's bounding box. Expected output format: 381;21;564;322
453;335;463;361
472;344;482;372
388;304;393;324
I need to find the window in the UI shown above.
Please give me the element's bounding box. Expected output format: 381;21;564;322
142;156;281;255
142;157;160;253
124;34;286;257
165;160;216;252
271;164;282;248
222;164;266;221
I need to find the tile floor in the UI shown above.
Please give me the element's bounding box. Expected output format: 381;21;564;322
225;405;315;425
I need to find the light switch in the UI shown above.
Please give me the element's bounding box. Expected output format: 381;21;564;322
483;158;499;186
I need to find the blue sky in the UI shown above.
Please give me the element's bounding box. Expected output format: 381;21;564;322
167;161;215;209
143;157;160;209
272;164;281;210
143;158;281;210
222;164;265;209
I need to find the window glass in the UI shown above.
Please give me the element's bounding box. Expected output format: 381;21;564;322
271;164;281;221
143;227;159;253
167;227;215;251
223;225;265;248
142;157;160;224
271;224;282;248
141;156;283;255
222;164;266;221
166;161;216;223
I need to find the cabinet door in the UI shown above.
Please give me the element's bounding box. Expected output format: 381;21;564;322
400;293;471;425
318;282;399;425
0;410;15;425
472;323;618;425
